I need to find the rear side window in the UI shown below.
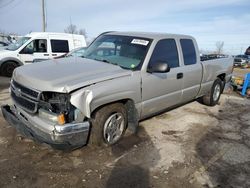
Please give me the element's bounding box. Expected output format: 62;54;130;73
149;39;179;68
180;39;197;65
51;40;69;53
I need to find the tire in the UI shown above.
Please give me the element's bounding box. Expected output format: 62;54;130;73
0;61;18;77
202;78;223;106
89;103;127;147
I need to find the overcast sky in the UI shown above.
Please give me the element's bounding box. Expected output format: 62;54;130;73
0;0;249;54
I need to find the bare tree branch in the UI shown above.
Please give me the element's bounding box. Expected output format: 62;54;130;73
79;29;87;38
215;41;224;54
64;24;78;34
64;25;87;38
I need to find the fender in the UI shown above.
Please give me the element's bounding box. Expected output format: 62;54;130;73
70;88;140;134
0;57;24;66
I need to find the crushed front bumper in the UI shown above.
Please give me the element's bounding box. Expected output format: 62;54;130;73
1;105;90;150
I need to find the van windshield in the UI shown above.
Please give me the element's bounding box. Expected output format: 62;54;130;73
84;35;151;70
7;37;31;51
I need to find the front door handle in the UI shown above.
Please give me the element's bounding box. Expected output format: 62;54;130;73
52;54;57;56
177;73;183;79
44;54;49;56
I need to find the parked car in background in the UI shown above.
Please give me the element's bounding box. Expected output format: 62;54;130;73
0;32;87;77
233;55;249;67
0;41;9;50
55;47;86;59
200;54;228;61
1;31;233;150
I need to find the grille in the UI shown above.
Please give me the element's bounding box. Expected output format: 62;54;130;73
12;80;39;99
11;91;36;112
11;80;40;113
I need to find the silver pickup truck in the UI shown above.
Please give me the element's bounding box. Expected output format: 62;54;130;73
1;32;233;149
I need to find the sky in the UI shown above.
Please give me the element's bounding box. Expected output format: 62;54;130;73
0;0;249;54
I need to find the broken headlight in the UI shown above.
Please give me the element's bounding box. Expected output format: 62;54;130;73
38;92;75;124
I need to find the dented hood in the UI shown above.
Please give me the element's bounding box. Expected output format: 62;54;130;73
12;57;131;92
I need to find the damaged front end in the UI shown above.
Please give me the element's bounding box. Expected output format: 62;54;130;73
38;92;84;125
1;80;90;150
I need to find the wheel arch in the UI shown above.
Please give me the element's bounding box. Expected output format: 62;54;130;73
0;57;23;68
91;98;139;134
0;58;22;76
217;73;226;81
217;73;226;90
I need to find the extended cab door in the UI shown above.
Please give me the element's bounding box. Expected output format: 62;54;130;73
141;38;184;118
179;39;202;103
19;39;50;63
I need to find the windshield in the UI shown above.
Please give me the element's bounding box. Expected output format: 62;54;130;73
84;35;151;70
66;47;86;57
7;37;31;51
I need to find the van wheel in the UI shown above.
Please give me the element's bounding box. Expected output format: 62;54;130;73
89;103;127;147
1;61;18;77
202;78;223;106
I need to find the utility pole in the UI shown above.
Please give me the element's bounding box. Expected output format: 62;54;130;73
42;0;45;32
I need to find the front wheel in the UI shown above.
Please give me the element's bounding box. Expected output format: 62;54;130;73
201;78;223;106
0;61;18;77
89;103;127;146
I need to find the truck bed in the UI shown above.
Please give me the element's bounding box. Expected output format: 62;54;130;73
198;57;234;97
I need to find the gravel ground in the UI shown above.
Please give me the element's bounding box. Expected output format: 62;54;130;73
0;75;250;188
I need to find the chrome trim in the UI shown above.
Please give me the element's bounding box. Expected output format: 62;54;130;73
11;80;41;113
11;92;38;114
12;80;41;101
54;122;90;134
2;105;90;149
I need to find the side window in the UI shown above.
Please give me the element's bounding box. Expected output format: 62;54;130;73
149;39;179;69
180;39;197;65
21;41;34;54
21;39;47;54
33;39;47;53
51;40;69;53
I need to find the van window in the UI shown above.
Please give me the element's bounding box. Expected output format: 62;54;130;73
180;39;197;65
149;39;179;68
33;39;47;53
20;39;47;54
51;40;69;53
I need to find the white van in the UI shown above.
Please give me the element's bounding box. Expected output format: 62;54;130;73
0;32;87;77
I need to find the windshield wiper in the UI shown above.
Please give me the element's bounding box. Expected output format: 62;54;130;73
93;58;114;65
102;59;116;65
102;59;126;68
93;58;129;70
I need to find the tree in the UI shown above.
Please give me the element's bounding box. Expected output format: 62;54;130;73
64;25;87;38
64;24;78;34
79;29;87;38
215;41;224;54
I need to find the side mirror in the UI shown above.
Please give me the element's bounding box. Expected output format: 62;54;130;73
147;61;170;73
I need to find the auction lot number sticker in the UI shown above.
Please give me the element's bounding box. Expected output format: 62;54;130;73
131;39;149;46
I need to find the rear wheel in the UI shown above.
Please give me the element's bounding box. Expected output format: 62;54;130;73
89;103;127;146
201;78;223;106
0;61;18;77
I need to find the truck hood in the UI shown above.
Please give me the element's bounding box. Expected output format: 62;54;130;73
12;57;132;92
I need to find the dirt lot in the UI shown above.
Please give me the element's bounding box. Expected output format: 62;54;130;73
0;74;250;188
